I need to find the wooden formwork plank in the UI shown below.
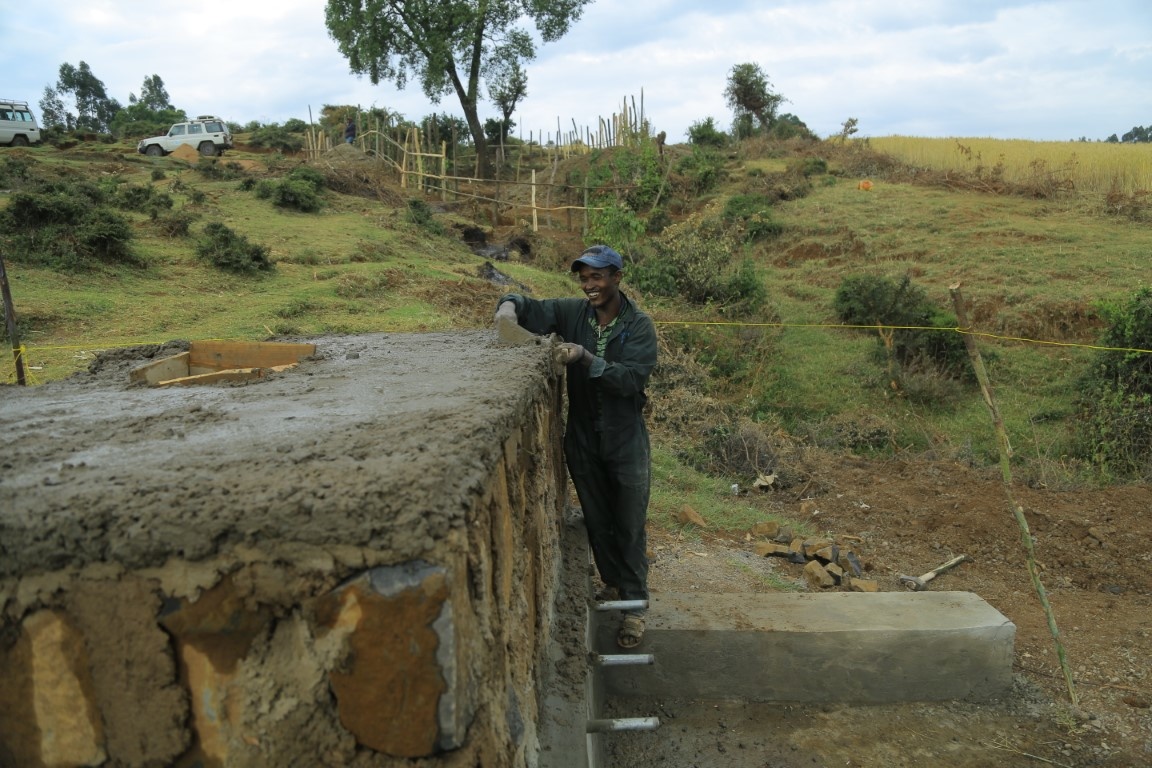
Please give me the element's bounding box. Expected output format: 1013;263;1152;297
188;341;316;371
129;352;190;386
155;363;301;388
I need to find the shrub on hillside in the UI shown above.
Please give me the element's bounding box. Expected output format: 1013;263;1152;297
116;184;174;218
833;274;969;394
153;210;197;237
405;198;442;234
271;178;322;212
197;159;246;181
0;181;140;269
588;205;644;255
1076;287;1152;479
629;215;768;316
248;165;325;212
195;222;273;273
687;118;728;148
722;194;783;241
0;155;35;187
247;124;305;153
674;147;726;195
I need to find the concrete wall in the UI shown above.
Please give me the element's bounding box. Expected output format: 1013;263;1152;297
0;332;569;768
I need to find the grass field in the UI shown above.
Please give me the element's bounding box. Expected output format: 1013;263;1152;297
866;135;1152;196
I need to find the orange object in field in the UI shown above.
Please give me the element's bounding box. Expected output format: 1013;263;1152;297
858;180;874;191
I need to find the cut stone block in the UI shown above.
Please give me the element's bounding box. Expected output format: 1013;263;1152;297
315;561;473;758
599;592;1015;703
0;610;107;768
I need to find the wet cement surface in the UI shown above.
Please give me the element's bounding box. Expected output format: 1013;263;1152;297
0;331;556;578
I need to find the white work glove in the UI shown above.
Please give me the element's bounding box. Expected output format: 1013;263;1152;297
494;301;517;325
556;342;592;367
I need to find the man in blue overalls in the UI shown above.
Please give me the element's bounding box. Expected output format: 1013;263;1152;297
496;244;657;648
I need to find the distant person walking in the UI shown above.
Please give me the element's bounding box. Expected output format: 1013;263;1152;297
344;118;356;144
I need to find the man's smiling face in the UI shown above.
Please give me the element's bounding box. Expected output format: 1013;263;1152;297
575;265;623;309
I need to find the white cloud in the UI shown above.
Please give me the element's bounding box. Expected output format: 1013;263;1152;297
1;0;1149;142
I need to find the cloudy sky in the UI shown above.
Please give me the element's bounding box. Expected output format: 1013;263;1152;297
2;0;1149;143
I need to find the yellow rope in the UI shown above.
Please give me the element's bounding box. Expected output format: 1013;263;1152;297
654;319;1152;356
4;321;1151;384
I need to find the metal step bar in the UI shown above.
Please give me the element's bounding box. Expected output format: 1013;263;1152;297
586;717;661;733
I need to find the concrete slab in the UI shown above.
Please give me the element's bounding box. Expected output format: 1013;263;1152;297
597;591;1015;703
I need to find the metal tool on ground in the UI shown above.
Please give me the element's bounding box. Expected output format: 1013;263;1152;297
897;554;970;591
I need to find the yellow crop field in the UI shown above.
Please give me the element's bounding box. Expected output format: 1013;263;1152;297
865;136;1152;196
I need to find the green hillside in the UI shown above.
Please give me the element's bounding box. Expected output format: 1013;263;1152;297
3;134;1151;514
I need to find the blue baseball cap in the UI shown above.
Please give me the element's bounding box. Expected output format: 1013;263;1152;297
571;245;623;272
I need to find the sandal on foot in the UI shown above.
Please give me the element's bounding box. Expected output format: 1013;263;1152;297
617;614;645;649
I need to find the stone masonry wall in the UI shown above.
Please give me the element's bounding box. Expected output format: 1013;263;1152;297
0;331;569;768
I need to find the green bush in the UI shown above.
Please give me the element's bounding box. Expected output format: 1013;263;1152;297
1076;287;1152;478
833;274;969;384
247;124;305;153
789;157;828;177
687;118;728;148
195;222;273;273
153;210;197;237
630;216;768;316
116;184;174;218
150;168;167;182
196;159;247;181
0;155;34;187
287;165;326;191
0;181;140;269
271;178;322;212
722;194;783;241
675;147;726;195
405;198;441;233
588;205;644;255
248;166;325;212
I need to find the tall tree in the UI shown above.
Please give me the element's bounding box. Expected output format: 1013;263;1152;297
324;0;589;178
41;61;121;132
132;75;173;111
724;63;785;136
487;56;528;144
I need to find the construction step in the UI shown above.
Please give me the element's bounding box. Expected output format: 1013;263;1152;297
596;591;1015;703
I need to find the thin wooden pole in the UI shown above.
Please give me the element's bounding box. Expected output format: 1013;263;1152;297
531;168;538;233
441;141;448;201
949;283;1077;705
1;253;27;385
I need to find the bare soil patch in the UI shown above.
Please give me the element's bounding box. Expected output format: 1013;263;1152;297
607;453;1152;766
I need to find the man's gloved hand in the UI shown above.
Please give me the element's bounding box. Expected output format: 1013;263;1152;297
556;342;591;366
494;301;517;325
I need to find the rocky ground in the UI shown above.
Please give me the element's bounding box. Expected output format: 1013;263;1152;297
604;452;1152;767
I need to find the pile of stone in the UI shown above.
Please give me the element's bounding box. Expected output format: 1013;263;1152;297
747;520;881;592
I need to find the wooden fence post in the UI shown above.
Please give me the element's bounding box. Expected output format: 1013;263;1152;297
531;169;538;233
1;253;27;386
441;141;448;202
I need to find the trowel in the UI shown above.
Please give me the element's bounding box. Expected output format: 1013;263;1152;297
495;314;538;346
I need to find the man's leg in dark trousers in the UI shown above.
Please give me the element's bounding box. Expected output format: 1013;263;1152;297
567;435;650;603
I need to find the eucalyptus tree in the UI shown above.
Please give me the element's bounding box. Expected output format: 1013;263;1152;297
325;0;590;177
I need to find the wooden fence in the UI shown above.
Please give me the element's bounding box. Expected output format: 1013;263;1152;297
301;95;659;233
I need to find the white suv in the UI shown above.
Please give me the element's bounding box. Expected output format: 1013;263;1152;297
137;116;232;157
0;99;42;146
